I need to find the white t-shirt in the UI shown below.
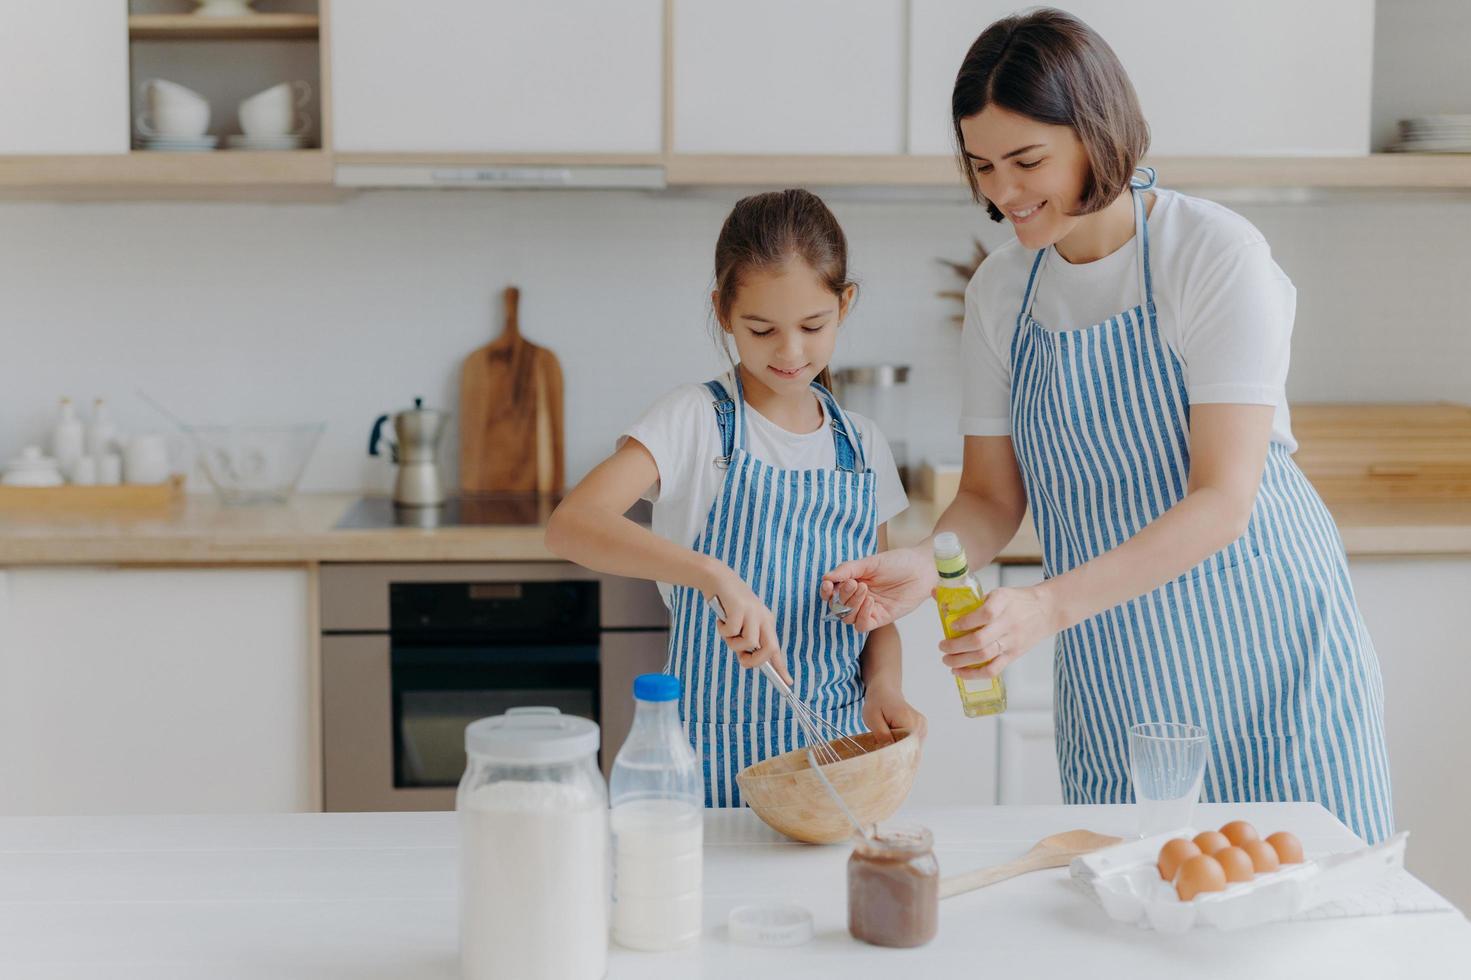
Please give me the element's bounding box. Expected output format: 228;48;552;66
960;188;1299;450
621;371;909;608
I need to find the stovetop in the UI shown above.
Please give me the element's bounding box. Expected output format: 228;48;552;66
333;494;651;530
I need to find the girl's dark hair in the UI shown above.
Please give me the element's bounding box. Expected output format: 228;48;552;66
951;8;1149;222
712;188;856;392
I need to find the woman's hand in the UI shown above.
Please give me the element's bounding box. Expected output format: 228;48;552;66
939;582;1064;680
862;685;927;745
821;546;939;631
706;571;794;685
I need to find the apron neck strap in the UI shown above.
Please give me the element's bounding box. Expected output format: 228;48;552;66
703;378;741;469
811;380;866;472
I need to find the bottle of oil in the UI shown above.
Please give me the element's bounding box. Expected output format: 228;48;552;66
933;532;1006;717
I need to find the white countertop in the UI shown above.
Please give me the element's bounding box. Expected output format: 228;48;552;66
0;802;1465;979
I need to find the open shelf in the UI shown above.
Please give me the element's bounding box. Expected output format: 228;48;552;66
0;151;334;197
128;13;320;41
663;153;1471;189
2;151;1471;198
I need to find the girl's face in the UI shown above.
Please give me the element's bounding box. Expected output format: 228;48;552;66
959;105;1091;250
716;258;853;396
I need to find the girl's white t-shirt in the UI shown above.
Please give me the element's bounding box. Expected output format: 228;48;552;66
621;371;909;608
960;188;1299;450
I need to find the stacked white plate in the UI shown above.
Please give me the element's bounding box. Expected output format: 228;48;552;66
134;134;219;152
1388;114;1471;153
226;133;306;151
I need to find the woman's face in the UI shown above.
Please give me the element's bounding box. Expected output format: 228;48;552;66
959;105;1091;250
715;258;852;396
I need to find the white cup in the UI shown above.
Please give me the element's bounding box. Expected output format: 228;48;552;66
124;434;171;485
137;79;211;137
238;81;312;137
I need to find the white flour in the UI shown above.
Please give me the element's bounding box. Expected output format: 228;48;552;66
460;780;608;980
611;798;703;950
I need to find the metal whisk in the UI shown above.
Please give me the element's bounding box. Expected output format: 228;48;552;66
709;596;869;768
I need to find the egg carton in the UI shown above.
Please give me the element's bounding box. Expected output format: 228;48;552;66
1069;828;1409;934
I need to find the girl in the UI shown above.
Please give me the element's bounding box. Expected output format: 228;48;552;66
822;9;1393;842
546;189;923;807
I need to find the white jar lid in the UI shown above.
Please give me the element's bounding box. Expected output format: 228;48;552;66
464;707;599;765
728;904;814;947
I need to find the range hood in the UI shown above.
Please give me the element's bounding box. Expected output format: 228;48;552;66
334;162;666;190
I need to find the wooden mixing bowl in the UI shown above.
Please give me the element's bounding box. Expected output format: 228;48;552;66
736;729;923;844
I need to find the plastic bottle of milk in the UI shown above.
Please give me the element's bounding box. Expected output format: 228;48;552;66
609;674;704;950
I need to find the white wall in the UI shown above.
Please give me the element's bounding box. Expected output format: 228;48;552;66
2;187;1470;494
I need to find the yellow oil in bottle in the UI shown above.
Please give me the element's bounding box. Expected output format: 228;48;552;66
933;532;1006;717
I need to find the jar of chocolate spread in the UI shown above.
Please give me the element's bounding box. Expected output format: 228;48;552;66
847;824;939;947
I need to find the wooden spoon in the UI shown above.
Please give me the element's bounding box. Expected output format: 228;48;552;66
939;829;1122;899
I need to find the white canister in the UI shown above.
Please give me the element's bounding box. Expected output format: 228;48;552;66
457;708;607;980
124;434;171;484
98;452;123;486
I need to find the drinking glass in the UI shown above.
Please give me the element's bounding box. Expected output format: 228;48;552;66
1128;722;1208;838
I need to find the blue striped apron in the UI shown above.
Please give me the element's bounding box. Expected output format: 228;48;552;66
1009;170;1394;842
664;373;877;807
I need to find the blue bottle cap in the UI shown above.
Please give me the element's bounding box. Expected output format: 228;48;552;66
633;673;680;702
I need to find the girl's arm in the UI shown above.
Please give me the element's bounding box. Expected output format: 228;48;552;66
858;525;927;742
545;437;793;683
942;404;1274;680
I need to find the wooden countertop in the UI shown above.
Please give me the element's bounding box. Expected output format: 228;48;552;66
2;492;1471;566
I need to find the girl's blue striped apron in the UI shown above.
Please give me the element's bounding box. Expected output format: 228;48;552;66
664;372;877;807
1009;170;1394;842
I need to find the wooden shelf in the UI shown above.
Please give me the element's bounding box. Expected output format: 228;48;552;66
128;13;320;41
0;151;336;200
1;151;1470;198
664;153;1471;189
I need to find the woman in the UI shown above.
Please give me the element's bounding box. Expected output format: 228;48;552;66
822;8;1392;842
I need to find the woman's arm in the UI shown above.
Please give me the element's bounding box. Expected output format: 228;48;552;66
858;526;927;742
942;403;1274;681
545;437;792;683
821;434;1027;629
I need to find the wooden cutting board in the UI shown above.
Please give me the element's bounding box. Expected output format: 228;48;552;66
1292;402;1471;502
459;287;565;495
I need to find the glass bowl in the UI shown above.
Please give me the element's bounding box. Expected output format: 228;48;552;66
186;422;325;505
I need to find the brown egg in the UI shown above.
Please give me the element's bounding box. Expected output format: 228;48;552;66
1192;830;1231;855
1175;854;1228;901
1241;839;1282;873
1266;831;1304;864
1157;838;1203;881
1214;846;1256;883
1219;820;1259;847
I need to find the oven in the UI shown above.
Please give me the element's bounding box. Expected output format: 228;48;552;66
319;562;669;811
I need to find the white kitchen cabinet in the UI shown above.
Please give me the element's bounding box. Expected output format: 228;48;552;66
995;564;1063;804
1349;557;1471;913
908;0;1375;156
0;1;129;154
0;567;314;816
895;564;999;807
329;0;663;153
997;711;1065;805
672;0;906;155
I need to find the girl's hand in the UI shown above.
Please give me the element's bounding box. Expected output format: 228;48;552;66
707;575;794;686
938;583;1063;680
821;546;939;631
863;685;928;746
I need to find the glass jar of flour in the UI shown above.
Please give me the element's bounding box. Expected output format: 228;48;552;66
458;707;608;980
